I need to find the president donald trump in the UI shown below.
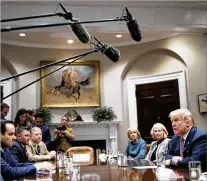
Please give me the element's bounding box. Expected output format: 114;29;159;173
165;109;207;171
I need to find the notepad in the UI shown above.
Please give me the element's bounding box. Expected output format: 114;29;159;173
133;165;157;169
156;167;177;181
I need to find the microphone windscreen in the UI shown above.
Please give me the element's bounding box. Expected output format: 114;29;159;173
127;19;142;42
102;45;120;62
70;21;91;44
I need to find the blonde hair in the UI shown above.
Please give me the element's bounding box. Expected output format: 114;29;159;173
150;123;168;140
169;109;194;124
127;128;141;140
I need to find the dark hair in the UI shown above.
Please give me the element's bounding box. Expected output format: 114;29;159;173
1;103;10;111
26;110;34;115
14;108;27;127
16;126;31;135
1;120;14;134
34;113;43;119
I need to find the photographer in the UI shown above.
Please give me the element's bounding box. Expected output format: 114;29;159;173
54;116;75;152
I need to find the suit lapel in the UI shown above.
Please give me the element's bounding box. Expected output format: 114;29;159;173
16;141;27;161
3;148;15;166
184;126;196;154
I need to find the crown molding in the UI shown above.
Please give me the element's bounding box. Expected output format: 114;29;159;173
2;1;207;11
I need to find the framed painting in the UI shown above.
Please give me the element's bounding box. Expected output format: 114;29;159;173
40;60;100;108
197;93;207;113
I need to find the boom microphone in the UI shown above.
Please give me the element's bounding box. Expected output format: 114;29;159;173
125;7;142;42
94;37;120;62
70;20;91;44
59;3;90;44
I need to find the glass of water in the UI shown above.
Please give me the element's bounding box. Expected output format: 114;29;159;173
188;161;201;181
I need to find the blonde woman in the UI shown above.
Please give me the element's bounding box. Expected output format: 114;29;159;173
125;128;147;159
145;123;171;162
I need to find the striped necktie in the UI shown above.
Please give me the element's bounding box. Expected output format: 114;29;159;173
180;137;185;157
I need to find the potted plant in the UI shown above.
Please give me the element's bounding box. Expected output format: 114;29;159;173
92;106;117;122
33;107;54;125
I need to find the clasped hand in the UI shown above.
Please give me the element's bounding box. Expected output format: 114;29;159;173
165;156;183;166
54;129;66;136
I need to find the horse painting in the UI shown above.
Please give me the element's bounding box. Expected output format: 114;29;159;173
52;70;90;101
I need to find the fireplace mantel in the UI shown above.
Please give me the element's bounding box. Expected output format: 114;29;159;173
48;121;121;152
49;120;120;126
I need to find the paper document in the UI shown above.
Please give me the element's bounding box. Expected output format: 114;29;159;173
133;165;157;169
73;153;90;162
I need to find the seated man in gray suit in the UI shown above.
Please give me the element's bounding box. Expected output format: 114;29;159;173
27;127;56;162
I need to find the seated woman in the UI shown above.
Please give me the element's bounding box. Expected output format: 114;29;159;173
54;116;75;152
14;108;31;129
125;128;147;159
145;123;171;162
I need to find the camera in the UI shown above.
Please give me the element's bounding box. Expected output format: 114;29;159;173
56;126;66;131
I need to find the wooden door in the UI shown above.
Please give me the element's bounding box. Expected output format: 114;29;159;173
136;79;180;143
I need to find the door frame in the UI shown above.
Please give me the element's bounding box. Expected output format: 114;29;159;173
127;70;188;128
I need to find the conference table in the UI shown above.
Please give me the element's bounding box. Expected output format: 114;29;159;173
21;159;190;181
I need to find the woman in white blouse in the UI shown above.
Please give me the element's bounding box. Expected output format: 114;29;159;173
145;123;171;162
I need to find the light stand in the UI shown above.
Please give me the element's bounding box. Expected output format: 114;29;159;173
1;3;76;23
0;4;134;100
1;36;120;100
1;49;96;82
1;47;99;100
1;17;127;32
1;54;86;100
1;4;128;32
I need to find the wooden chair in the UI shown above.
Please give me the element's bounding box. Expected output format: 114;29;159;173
65;146;94;165
146;144;151;153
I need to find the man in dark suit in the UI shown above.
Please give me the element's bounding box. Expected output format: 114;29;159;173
10;127;31;163
34;113;51;146
0;120;52;180
165;109;207;171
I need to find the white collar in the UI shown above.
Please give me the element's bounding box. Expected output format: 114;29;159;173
182;129;191;141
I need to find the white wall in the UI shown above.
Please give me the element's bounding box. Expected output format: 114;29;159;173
1;34;207;151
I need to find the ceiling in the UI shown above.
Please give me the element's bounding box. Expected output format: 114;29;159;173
1;1;207;49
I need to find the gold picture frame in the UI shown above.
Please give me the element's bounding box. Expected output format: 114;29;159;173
40;60;100;108
197;93;207;113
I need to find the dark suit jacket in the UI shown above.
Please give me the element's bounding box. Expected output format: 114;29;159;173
41;125;51;146
9;140;29;163
1;148;36;180
166;126;207;171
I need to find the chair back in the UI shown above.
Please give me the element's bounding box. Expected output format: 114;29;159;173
146;144;151;153
66;146;94;165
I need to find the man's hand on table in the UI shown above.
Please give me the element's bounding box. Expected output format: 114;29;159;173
34;161;53;171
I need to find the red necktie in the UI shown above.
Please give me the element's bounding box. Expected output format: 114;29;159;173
23;145;27;155
180;137;185;157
